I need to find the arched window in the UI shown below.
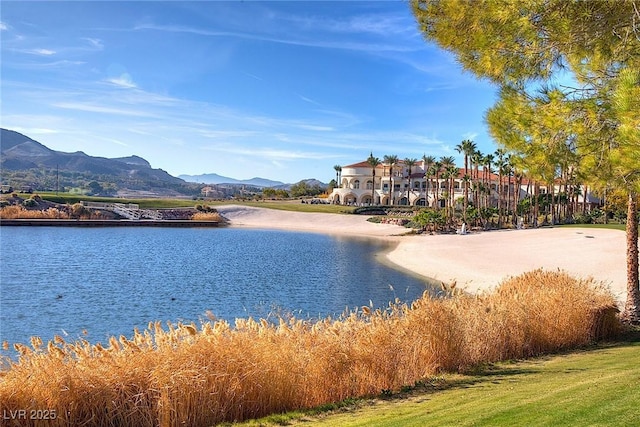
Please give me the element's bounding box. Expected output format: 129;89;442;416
366;180;373;190
354;180;360;189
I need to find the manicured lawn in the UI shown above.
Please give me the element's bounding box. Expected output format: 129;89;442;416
559;223;626;231
206;199;356;214
18;193;356;213
26;192;197;208
234;333;640;427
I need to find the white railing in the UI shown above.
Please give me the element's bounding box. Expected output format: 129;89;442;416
82;202;162;220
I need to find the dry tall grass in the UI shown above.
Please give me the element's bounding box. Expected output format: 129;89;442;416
0;205;70;219
0;270;620;426
190;211;223;222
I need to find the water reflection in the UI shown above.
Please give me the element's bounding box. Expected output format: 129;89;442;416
0;227;436;351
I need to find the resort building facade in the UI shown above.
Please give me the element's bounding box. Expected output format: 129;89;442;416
327;157;602;210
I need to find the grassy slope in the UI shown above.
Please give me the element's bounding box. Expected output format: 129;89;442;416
559;223;626;231
13;193;356;213
207;199;355;214
237;335;640;427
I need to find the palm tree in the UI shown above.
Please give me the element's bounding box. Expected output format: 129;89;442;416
333;165;342;188
383;154;398;205
482;153;495;211
439;156;456;217
441;165;458;224
471;149;483;210
456;140;477;222
432;161;443;209
494;149;507;227
366;152;381;205
440;156;456;198
422;154;435;207
404;158;418;205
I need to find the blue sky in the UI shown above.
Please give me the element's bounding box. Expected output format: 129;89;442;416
1;1;498;183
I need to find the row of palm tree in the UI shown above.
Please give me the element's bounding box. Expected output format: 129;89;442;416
338;141;592;228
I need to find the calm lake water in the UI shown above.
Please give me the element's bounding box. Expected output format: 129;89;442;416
0;227;435;352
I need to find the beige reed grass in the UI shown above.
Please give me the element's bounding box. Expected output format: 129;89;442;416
190;211;223;221
0;270;620;426
0;205;70;219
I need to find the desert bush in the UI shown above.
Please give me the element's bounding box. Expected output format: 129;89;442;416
0;270;619;426
0;205;69;219
191;211;222;221
69;202;90;219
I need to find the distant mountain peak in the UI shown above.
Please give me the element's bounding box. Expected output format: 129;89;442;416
113;155;151;168
0;128;193;197
178;173;285;187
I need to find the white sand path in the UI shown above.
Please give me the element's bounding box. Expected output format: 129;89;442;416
217;205;627;305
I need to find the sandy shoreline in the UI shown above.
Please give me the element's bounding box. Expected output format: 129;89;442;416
217;205;627;305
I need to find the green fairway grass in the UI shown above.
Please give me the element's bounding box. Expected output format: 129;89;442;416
206;199;355;214
17;193;356;213
233;332;640;427
559;223;626;231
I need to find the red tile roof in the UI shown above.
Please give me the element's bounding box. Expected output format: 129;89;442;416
343;160;383;168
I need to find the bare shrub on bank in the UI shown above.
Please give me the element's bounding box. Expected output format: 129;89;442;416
190;211;223;222
0;270;620;426
0;205;69;219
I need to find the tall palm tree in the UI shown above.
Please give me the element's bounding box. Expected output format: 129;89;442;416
439;156;456;216
383;154;398;205
440;156;456;196
404;158;418;205
482;153;495;210
333;165;342;188
440;156;456;170
432;161;443;209
471;149;483;210
494;149;508;227
366;152;381;205
456;140;477;222
422;154;436;207
501;161;513;226
441;165;458;224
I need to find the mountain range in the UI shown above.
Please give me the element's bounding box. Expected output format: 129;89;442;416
0;129;326;196
178;173;285;187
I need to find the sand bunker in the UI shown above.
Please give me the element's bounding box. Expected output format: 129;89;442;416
217;205;627;305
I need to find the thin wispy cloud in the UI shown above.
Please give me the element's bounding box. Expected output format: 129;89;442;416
298;94;321;106
83;38;104;50
105;74;137;89
204;145;341;161
24;48;56;56
293;124;333;132
10;127;59;135
241;71;264;81
1;1;498;182
3;60;86;70
133;22;419;53
52;102;155;117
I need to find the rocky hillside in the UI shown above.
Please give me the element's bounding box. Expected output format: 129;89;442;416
0;129;201;197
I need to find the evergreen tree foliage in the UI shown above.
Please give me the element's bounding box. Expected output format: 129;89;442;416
412;0;640;321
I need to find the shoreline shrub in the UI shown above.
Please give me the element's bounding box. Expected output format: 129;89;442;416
0;270;620;426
